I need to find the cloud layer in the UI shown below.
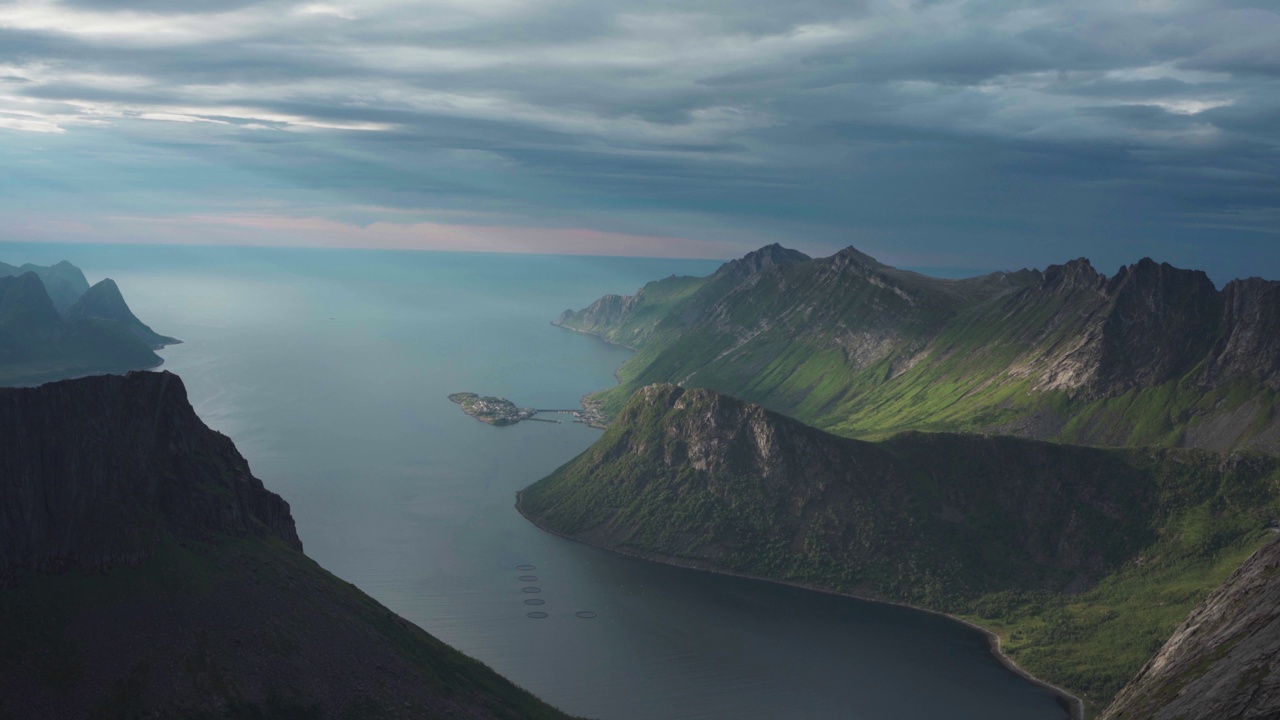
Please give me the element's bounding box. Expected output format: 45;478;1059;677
0;0;1277;278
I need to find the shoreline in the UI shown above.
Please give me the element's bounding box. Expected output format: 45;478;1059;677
514;490;1085;720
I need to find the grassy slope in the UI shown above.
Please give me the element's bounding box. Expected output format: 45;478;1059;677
571;260;1275;454
520;389;1280;716
0;536;574;720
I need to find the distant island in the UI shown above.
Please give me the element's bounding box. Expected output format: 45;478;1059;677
449;392;540;425
448;392;606;427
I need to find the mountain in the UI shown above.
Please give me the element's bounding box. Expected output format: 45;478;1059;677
0;260;90;315
557;246;1280;453
0;371;575;720
519;384;1280;716
1098;537;1280;720
0;271;175;386
68;277;180;349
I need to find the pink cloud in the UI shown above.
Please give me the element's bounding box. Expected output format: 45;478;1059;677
11;212;741;260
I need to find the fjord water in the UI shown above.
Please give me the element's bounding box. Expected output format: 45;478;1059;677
13;244;1067;720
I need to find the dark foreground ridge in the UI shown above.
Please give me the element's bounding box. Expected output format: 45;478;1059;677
0;372;575;720
519;383;1280;716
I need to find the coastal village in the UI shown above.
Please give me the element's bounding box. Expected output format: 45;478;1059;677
448;392;606;427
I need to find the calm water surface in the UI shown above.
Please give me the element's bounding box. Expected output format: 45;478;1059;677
7;244;1068;720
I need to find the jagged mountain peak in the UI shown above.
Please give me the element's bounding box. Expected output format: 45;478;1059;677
1106;256;1218;296
1040;257;1106;292
831;245;886;268
715;243;811;278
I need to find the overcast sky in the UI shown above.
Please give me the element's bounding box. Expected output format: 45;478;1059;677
0;0;1277;279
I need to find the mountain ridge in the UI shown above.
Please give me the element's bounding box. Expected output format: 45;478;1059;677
0;263;178;386
557;245;1280;453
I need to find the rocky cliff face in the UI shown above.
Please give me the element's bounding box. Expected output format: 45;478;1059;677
562;245;1280;453
0;371;298;586
555;291;643;339
0;371;574;720
1099;537;1280;720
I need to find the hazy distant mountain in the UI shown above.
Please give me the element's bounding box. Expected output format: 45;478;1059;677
521;384;1280;715
68;277;179;349
0;264;178;386
559;245;1280;453
0;259;90;316
0;372;576;720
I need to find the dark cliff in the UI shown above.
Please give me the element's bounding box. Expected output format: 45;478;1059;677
0;372;574;720
0;371;298;586
520;384;1280;714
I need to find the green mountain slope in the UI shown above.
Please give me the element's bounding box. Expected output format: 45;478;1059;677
519;385;1280;716
0;372;575;720
0;272;175;386
558;246;1280;453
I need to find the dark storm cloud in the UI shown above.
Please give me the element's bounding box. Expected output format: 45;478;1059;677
0;0;1276;277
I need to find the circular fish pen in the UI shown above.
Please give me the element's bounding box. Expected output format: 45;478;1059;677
522;586;542;593
527;611;549;619
574;611;598;619
524;598;546;605
519;575;538;582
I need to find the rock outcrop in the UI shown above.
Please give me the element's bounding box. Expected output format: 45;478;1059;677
1099;537;1280;720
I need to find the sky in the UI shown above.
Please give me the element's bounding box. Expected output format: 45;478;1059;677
0;0;1277;281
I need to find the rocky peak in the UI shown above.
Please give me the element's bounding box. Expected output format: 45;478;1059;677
1205;277;1280;389
0;371;300;587
1090;258;1224;392
555;291;642;332
1105;257;1218;300
0;272;61;331
714;243;811;280
1040;257;1106;293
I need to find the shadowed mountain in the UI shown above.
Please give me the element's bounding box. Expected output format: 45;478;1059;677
68;278;180;349
0;260;90;316
0;270;177;386
519;384;1280;716
558;246;1280;453
0;372;575;720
